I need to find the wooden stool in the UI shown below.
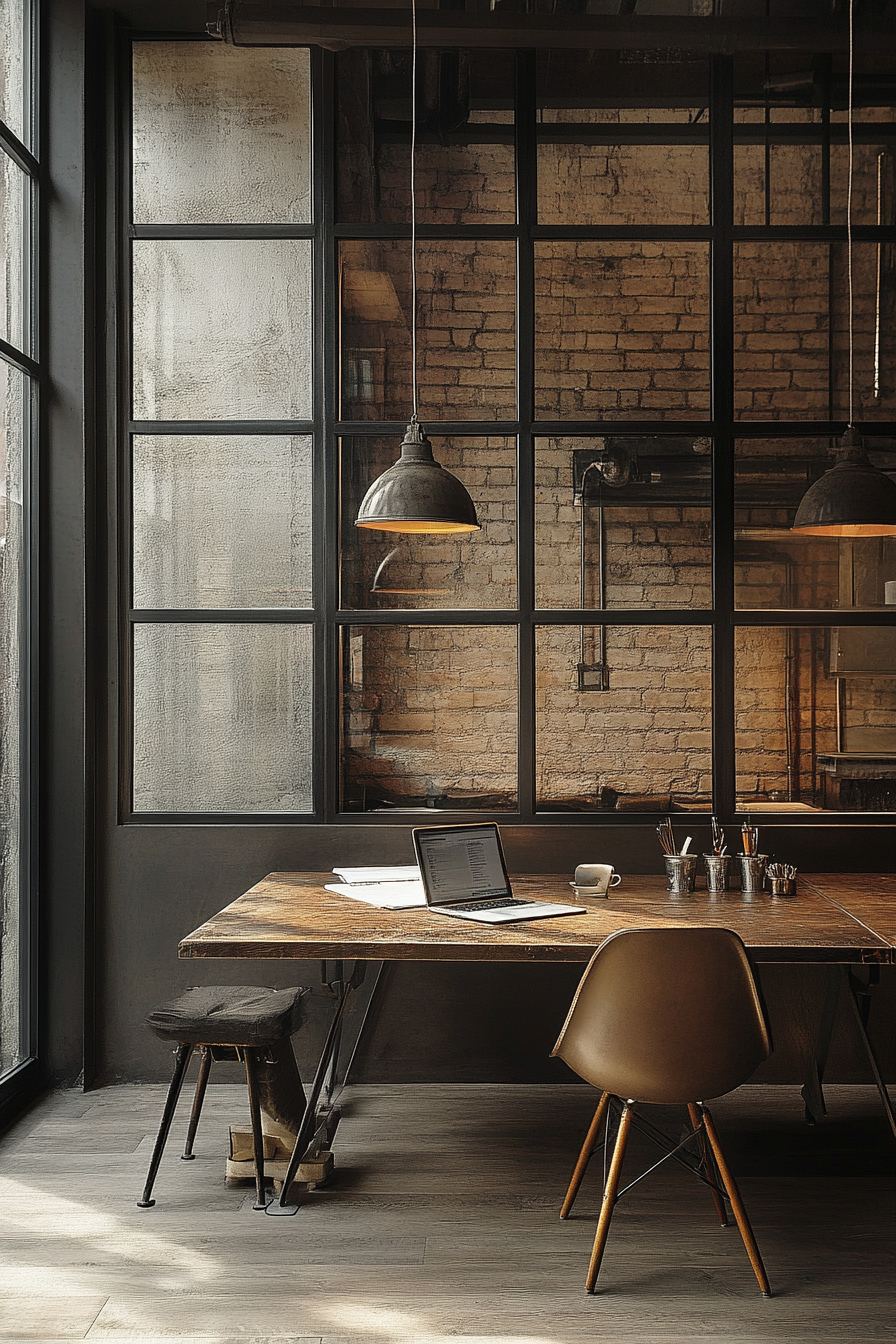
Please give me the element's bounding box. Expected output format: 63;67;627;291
138;984;308;1211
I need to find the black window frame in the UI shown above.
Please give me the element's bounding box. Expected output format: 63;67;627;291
0;0;40;1123
119;37;896;828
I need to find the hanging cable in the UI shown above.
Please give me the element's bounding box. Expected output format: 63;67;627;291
847;0;855;425
410;0;419;424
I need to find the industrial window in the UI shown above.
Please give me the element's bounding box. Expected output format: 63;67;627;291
124;38;896;822
0;0;36;1086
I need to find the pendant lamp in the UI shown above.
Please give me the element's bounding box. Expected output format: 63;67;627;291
354;0;480;536
792;426;896;536
792;0;896;538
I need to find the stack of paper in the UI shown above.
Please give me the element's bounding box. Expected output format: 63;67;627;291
325;865;427;910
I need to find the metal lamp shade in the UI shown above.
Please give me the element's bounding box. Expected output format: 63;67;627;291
355;422;480;534
792;427;896;537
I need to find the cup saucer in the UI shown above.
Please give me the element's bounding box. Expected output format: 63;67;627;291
569;882;608;898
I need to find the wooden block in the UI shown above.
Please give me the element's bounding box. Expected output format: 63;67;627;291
228;1126;282;1162
225;1149;334;1185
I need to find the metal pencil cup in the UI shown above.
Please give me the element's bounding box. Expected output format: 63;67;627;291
769;876;797;897
664;854;698;894
738;854;768;894
704;854;732;893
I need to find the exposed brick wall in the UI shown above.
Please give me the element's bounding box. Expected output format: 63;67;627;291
343;625;518;807
338;136;895;812
534;242;711;420
538;144;708;227
535;625;712;808
340;238;516;423
734;627;836;805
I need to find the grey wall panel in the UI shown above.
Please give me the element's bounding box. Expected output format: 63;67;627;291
44;0;90;1086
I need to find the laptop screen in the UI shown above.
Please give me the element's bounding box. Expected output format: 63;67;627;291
413;824;511;907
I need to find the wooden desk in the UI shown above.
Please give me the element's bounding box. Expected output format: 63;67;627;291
179;871;896;1210
179;871;896;965
801;874;896;952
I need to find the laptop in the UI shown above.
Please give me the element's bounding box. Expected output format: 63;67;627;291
412;823;587;924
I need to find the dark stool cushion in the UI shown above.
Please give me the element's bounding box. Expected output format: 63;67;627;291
146;985;308;1047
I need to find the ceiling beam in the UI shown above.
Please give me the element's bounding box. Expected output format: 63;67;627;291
207;2;896;53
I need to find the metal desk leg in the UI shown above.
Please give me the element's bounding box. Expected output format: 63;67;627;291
801;965;896;1140
844;966;896;1141
266;959;383;1215
801;967;841;1125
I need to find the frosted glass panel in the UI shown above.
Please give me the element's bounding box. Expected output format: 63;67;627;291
0;359;24;1074
0;156;26;352
132;239;312;421
133;43;311;224
0;1;26;144
133;435;312;609
133;624;313;812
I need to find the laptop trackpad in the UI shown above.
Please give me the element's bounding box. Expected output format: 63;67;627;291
436;903;586;923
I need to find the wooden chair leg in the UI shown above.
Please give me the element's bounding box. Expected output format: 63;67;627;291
687;1102;729;1228
182;1046;212;1159
561;1091;611;1219
700;1104;771;1297
585;1101;634;1294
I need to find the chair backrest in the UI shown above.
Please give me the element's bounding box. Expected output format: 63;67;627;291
552;927;771;1104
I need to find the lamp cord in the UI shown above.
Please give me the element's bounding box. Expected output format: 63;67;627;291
410;0;419;424
847;0;855;426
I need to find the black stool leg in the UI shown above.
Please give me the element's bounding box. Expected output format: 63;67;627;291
182;1046;212;1160
137;1042;194;1208
243;1047;270;1210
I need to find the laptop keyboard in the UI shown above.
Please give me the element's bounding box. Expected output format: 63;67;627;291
451;897;531;912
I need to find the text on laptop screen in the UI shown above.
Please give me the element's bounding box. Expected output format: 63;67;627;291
416;826;509;905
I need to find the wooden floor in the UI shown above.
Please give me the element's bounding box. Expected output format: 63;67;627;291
0;1081;892;1342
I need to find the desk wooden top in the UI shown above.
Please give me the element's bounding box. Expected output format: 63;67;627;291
179;872;896;965
802;874;896;951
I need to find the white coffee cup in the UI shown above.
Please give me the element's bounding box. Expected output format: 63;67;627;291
570;863;622;897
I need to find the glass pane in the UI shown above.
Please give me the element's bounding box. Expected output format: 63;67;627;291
132;239;312;421
339;240;515;422
734;436;896;610
0;155;26;353
0;359;25;1075
536;625;712;813
341;625;517;812
340;435;516;610
336;49;515;224
133;435;312;609
132;43;311;224
535;436;712;610
734;142;824;226
735;243;896;422
735;624;896;813
734;243;830;421
536;50;710;123
538;142;709;226
831;142;896;226
0;0;26;144
133;624;313;812
535;242;710;421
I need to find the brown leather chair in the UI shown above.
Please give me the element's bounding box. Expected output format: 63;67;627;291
552;926;772;1295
